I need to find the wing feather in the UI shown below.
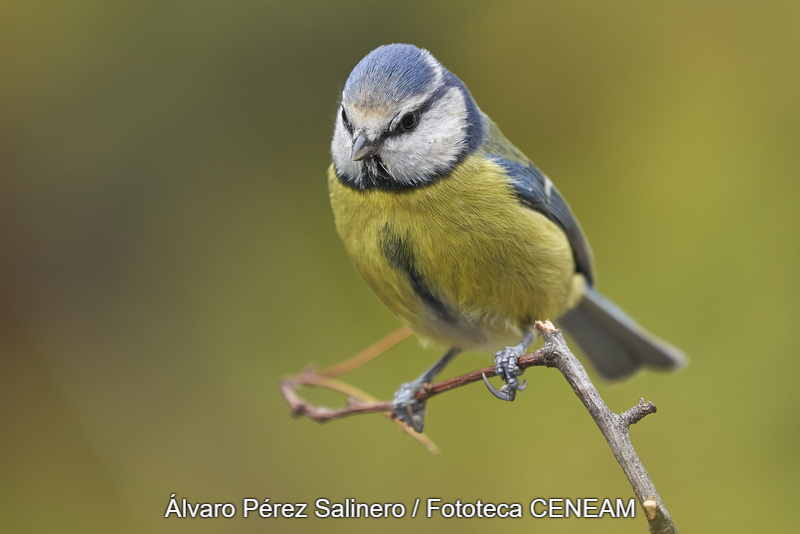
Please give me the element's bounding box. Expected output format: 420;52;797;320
497;157;594;286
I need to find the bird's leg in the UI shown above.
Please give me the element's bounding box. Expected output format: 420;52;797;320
483;330;535;401
393;347;461;433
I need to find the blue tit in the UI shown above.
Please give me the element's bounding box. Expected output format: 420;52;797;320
328;44;686;433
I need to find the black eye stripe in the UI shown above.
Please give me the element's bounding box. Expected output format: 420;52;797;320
340;106;353;134
384;85;450;138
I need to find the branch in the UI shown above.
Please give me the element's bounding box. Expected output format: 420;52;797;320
279;322;678;533
280;349;547;420
534;320;677;534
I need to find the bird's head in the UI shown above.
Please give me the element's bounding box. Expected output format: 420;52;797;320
331;44;483;190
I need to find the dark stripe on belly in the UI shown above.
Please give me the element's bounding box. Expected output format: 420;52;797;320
380;225;455;322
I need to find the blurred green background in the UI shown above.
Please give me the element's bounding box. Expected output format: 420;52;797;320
1;1;798;532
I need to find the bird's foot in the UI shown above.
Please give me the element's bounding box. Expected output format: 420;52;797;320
393;381;427;433
483;345;528;401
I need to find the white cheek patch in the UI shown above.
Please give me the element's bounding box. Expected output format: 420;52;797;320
330;113;362;185
381;87;468;184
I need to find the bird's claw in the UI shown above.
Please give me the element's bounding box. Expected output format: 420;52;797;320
393;381;427;433
484;345;528;401
482;373;508;400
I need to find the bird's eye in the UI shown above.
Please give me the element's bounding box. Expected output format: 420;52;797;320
341;108;349;125
399;111;419;132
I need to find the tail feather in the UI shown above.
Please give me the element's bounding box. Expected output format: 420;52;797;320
558;288;686;380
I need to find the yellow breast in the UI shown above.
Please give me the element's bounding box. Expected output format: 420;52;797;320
328;154;583;351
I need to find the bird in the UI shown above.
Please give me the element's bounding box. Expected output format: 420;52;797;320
327;43;685;433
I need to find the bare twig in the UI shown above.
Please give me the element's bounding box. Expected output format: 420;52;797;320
533;320;677;534
279;322;678;533
280;349;547;420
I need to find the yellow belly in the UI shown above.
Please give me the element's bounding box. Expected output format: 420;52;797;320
328;154;584;351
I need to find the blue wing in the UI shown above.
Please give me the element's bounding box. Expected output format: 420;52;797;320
489;156;595;287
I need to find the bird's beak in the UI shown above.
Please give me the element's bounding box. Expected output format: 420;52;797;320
351;131;380;161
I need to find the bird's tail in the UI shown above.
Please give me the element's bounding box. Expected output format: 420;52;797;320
557;287;686;380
